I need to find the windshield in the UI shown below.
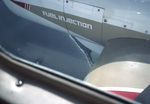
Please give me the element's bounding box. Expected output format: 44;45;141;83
0;0;150;103
0;1;101;80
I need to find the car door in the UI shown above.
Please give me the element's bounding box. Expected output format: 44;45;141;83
29;0;68;33
64;0;104;44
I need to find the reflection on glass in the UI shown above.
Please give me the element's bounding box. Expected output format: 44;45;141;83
1;0;150;103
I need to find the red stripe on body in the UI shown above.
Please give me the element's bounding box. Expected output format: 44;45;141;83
109;90;140;100
28;4;30;10
25;3;27;10
10;0;25;8
10;0;30;10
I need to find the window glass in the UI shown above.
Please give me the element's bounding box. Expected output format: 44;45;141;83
1;0;150;103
